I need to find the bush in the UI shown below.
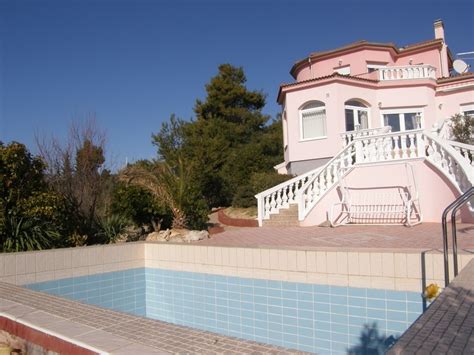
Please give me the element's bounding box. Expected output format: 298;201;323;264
2;216;60;252
450;113;474;144
232;171;293;208
111;183;171;229
96;214;130;244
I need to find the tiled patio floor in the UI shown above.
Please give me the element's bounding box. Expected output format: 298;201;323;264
0;283;303;354
197;223;474;251
388;259;474;354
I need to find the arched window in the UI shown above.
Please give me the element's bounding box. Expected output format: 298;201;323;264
299;101;326;140
345;100;369;132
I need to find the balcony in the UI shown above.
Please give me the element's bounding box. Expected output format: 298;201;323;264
378;65;436;81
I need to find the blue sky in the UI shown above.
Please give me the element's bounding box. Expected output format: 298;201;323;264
1;0;473;167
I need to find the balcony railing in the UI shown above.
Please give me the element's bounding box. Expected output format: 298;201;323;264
379;65;436;81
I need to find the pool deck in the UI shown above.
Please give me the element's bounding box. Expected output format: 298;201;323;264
198;223;474;252
0;282;304;354
388;259;474;354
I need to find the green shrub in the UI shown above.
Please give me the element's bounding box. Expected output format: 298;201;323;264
451;113;474;144
2;216;60;252
111;183;171;229
96;214;130;244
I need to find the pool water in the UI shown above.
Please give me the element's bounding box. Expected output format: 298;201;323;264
27;268;423;354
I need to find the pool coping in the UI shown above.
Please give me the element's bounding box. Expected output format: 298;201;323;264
0;282;303;354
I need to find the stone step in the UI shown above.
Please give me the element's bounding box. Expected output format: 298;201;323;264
263;220;299;227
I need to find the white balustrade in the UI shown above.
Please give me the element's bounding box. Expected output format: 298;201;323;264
255;167;322;226
378;65;436;81
447;140;474;167
341;126;392;147
256;127;474;225
425;134;474;195
297;143;357;221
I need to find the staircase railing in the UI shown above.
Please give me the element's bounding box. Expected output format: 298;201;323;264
340;126;392;147
297;129;474;221
424;132;474;195
256;128;474;226
297;141;357;221
255;167;322;226
441;187;474;286
298;129;426;221
447;140;474;167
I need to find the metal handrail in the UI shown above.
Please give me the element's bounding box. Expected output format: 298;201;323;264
442;186;474;286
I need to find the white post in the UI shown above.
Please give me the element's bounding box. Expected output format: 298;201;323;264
256;195;263;227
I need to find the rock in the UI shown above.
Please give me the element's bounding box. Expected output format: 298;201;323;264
145;229;209;243
184;230;209;242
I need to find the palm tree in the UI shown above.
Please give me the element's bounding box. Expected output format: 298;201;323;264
119;159;189;229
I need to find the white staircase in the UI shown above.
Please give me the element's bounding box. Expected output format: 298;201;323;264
256;129;474;226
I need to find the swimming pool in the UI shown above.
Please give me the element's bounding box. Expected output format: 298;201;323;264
27;267;423;354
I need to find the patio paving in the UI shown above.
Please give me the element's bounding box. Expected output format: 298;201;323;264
197;223;474;251
388;259;474;354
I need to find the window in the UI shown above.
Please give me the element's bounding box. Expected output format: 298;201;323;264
334;66;350;75
461;104;474;117
367;63;387;73
300;102;327;140
381;110;423;132
345;100;369;131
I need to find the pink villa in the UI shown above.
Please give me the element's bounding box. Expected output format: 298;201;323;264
256;20;474;227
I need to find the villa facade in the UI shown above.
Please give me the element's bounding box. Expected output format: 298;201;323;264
257;20;474;227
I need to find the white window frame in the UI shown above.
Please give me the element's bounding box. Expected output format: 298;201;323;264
344;104;371;132
299;106;327;142
334;65;350;75
460;103;474;117
367;63;387;73
380;108;424;132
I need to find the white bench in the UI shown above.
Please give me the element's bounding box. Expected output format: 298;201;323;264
329;163;422;227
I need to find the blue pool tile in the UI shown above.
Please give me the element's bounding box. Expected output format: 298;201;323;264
284;325;297;335
297;326;313;338
331;295;348;305
281;281;297;290
254;295;267;305
387;310;407;322
331;314;348;325
406;292;422;302
332;304;348;315
297;300;313;311
314;302;330;313
407;302;423;313
281;290;297;300
298;318;312;329
349;315;366;326
282;298;297;309
282;307;297;318
348;296;366;307
367;309;386;320
314;284;330;294
314;320;331;331
387;300;407;312
27;267;424;355
386;290;407;301
314;311;331;322
330;286;348;296
282;315;297;327
297;283;313;293
348;287;366;298
367;289;386;300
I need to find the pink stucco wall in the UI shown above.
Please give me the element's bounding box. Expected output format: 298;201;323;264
301;160;472;226
282;78;474;167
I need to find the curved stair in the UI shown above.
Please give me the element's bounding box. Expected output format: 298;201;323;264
256;129;474;226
